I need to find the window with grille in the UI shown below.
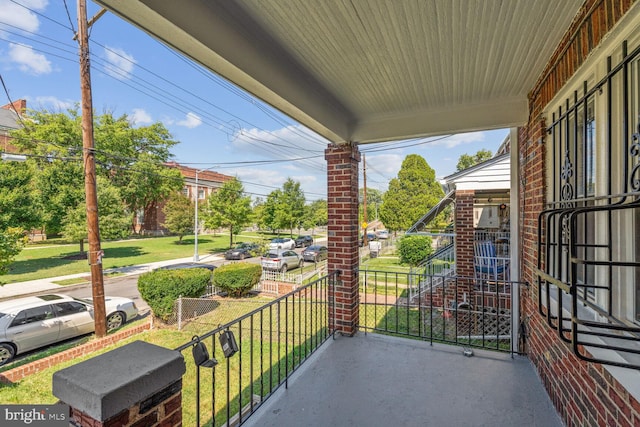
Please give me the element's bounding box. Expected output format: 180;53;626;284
538;38;640;370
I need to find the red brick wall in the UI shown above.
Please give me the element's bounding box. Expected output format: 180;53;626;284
325;143;360;335
521;1;640;425
455;190;475;278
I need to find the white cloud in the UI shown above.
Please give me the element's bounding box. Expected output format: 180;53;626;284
103;46;135;80
235;168;285;189
232;125;327;161
8;43;51;75
30;96;73;110
131;108;152;125
428;131;486;148
0;0;47;34
177;112;202;128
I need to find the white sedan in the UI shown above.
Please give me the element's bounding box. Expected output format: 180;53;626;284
0;294;138;366
269;237;296;250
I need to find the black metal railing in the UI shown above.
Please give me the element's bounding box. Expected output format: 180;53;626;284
174;271;339;427
358;269;524;355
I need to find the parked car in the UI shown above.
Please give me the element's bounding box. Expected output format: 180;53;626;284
261;250;302;272
269;237;296;250
359;232;377;247
302;245;328;262
0;294;138;366
224;242;261;260
375;230;389;239
294;235;314;248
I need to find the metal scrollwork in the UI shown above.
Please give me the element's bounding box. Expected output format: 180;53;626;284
561;152;574;202
630;117;640;192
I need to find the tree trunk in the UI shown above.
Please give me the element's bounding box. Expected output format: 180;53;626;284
229;227;233;248
79;239;85;254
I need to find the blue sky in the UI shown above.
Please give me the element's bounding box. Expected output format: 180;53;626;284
0;0;508;201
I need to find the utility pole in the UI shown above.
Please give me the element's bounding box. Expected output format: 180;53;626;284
78;0;106;337
362;153;368;246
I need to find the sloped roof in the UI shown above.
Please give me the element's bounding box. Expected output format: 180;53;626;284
443;153;511;192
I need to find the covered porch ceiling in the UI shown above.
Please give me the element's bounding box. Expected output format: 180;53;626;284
94;0;584;144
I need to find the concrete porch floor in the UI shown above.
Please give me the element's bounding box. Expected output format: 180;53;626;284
242;333;562;427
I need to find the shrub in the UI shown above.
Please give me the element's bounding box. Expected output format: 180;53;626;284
137;268;211;320
213;262;262;297
397;234;433;266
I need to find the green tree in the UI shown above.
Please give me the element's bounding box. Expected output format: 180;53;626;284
162;192;194;242
262;190;282;233
359;188;383;224
62;177;130;254
456;149;493;171
201;178;252;247
379;154;444;231
302;199;327;233
10;108;184;235
0;160;42;231
251;198;266;231
0;227;28;276
276;178;306;236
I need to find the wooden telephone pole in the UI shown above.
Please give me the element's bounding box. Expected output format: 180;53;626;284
362;153;368;246
78;0;106;337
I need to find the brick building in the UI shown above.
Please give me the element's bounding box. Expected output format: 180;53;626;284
133;162;233;234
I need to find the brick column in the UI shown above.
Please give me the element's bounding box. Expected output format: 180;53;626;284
455;190;475;278
53;341;185;427
325;142;361;336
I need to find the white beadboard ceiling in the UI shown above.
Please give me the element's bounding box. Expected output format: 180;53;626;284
95;0;584;144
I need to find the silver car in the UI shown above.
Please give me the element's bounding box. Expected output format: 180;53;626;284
0;294;138;366
261;250;302;272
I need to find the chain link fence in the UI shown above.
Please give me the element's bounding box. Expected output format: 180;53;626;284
163;264;328;330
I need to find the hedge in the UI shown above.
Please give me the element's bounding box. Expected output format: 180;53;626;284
137;268;212;320
213;262;262;297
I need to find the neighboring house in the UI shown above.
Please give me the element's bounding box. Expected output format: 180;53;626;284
135;162;233;234
0;100;26;158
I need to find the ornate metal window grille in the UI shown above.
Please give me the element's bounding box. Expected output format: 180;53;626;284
536;40;640;370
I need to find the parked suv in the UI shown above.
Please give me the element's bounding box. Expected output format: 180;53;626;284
302;245;328;262
294;235;314;247
260;250;302;272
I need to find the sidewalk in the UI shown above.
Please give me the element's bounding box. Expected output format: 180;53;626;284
0;253;222;300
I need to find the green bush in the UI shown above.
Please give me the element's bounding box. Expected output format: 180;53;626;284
397;235;433;266
213;262;262;297
137;268;212;320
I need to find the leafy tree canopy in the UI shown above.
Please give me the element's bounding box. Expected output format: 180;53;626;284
0;228;28;276
379;154;444;231
10;108;184;235
162;192;194;242
62;176;130;253
201;178;252;247
0;161;42;231
261;178;306;235
456;149;493;171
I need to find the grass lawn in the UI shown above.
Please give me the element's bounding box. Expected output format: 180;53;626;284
2;234;267;284
0;295;330;427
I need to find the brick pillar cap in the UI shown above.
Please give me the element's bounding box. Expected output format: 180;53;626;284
53;340;185;421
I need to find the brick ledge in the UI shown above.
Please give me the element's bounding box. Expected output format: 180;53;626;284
0;320;152;384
